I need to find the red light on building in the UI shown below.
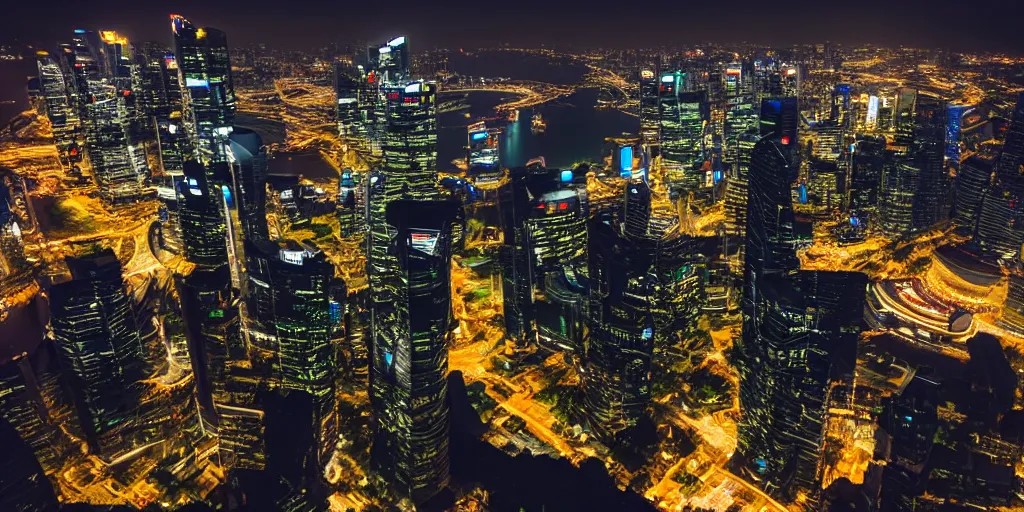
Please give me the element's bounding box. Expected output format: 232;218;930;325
387;92;399;100
69;148;78;156
123;90;131;97
781;135;791;145
558;202;568;211
536;203;545;209
367;72;376;83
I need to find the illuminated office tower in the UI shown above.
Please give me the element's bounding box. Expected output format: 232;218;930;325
371;200;460;504
379;81;438;194
49;249;145;456
878;159;917;237
228;128;269;242
736;270;866;501
35;51;78;153
724;64;758;169
894;88;918;147
658;72;708;194
526;187;589;277
139;50;190;176
96;30;134;91
759;97;798;149
467;121;500;173
177;160;228;267
995;93;1024;195
178;264;238;417
582;213;656;442
171;14;235;164
849;136;885;216
725;132;758;236
865;95;880;130
335;63;362;142
832;83;851;128
338;169;362;237
876;94;895;131
0;349;61;474
909;94;948;231
135;42;174;122
248;239;338;468
953;156;993;229
946;104;966;163
623;178;653;239
639;68;659;147
378;36;410;85
499;167;536;348
813;121;843;163
82;84;148;202
973;185;1024;262
0;417;59;512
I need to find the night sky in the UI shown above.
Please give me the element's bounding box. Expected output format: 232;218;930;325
1;0;1023;53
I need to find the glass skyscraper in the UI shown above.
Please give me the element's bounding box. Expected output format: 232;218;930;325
370;200;460;504
228;128;270;242
171;14;235;164
177;160;229;267
49;249;145;456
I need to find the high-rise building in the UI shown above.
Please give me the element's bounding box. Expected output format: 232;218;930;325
177;264;238;418
467;121;500;174
639;68;659;147
736;270;866;501
878;158;916;237
177;160;228;267
0;347;61;475
81;84;149;202
909;94;948;231
335;61;363;142
659;72;708;194
742;136;798;310
247;239;338;468
499;167;536;349
35;51;78;154
0;416;59;512
953;156;993;230
582;213;656;442
228;128;269;242
49;249;145;456
973;185;1024;262
725;132;759;236
377;36;410;85
894;88;918;148
370;199;460;504
849;135;886;216
996;93;1024;195
171;14;235;164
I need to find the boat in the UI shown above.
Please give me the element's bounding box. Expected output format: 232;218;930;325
531;112;546;134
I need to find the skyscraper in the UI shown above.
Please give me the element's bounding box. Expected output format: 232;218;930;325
247;239;338;468
171;14;235;164
35;51;78;154
909;94;948;231
996;93;1024;195
736;270;866;501
377;36;410;85
953;156;993;230
659;72;708;195
49;249;145;456
371;199;460;504
177;160;228;267
499;167;536;348
228;128;269;242
81;84;149;202
639;68;659;148
583;213;656;442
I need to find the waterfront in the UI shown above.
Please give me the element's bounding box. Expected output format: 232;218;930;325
437;88;637;171
0;59;34;126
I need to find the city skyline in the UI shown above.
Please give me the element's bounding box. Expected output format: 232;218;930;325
2;7;1024;512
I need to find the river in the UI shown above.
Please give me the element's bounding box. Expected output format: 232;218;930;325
0;59;35;126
